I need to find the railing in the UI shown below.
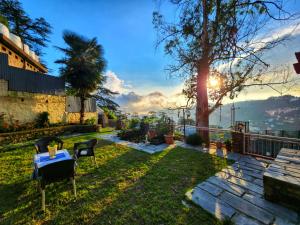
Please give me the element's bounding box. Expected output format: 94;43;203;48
175;125;300;159
244;133;300;158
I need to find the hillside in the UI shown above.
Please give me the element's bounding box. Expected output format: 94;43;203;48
210;95;300;131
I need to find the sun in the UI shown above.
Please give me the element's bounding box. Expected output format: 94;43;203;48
209;76;219;88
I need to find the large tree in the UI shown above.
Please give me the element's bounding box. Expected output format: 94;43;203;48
0;0;52;57
153;0;296;144
56;31;107;124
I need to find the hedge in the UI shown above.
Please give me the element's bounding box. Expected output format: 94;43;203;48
0;125;100;146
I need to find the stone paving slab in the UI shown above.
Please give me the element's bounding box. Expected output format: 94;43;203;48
98;133;170;154
186;188;236;220
186;153;300;224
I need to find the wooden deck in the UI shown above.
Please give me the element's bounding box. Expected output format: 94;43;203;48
186;154;300;225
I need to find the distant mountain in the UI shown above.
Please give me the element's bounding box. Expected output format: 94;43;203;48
210;95;300;131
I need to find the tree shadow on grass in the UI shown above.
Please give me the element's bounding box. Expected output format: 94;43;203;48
0;142;230;225
85;146;229;225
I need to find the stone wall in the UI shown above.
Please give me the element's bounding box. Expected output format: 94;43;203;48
0;88;98;125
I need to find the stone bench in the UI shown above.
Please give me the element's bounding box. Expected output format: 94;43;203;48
263;148;300;212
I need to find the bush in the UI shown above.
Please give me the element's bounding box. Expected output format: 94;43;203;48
103;108;117;120
85;117;96;125
118;128;145;143
128;118;140;129
185;133;203;146
35;112;50;128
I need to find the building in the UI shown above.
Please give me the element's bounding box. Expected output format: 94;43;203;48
0;23;97;126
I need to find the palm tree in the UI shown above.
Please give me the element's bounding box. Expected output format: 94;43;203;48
55;31;106;124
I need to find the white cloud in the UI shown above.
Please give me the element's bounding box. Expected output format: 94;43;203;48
104;70;131;94
115;90;186;114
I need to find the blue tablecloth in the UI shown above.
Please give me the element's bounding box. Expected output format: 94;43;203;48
34;150;72;169
32;150;73;180
39;152;65;162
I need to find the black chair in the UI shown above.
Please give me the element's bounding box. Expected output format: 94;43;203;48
73;139;97;165
38;159;76;211
35;136;63;153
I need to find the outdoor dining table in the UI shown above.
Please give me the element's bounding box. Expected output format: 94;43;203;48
33;149;72;178
33;149;76;211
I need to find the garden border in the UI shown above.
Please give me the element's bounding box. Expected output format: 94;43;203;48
0;124;100;146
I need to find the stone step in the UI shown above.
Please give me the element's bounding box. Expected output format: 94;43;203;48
196;181;223;197
217;172;264;195
229;165;264;180
232;213;263;225
187;188;236;220
242;193;299;223
238;157;268;168
207;176;246;196
222;167;255;182
220;191;274;224
232;163;264;176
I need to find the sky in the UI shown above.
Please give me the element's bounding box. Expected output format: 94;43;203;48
21;0;300;114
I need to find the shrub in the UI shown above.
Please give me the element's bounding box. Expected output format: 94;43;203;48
103;108;117;120
128;118;140;129
118;128;145;143
35;112;50;128
185;133;203;146
85;117;96;125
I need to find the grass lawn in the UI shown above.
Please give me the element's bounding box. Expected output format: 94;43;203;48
0;132;232;225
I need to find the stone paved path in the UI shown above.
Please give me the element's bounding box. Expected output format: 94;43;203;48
185;154;300;225
98;133;171;154
98;133;300;224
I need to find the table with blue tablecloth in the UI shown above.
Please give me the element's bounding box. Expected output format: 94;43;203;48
33;150;72;178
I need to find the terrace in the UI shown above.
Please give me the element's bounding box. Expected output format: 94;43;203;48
0;125;299;225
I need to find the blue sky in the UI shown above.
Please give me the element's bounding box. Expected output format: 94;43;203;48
22;0;181;95
21;0;300;113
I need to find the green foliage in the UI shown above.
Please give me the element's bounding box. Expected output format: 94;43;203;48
48;140;57;147
224;139;232;146
0;14;9;27
117;128;145;143
174;130;183;141
55;31;106;124
155;114;174;136
35;112;50;128
103;107;117;120
0;0;52;56
0;133;231;224
85;117;96;125
186;133;203;146
128;117;140;129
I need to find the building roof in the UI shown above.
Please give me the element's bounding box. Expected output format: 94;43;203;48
0;34;47;73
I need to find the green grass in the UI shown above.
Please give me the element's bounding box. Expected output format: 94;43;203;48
0;132;232;225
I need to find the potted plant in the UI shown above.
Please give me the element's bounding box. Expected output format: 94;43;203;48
47;141;58;158
164;133;174;145
164;119;175;145
224;139;232;152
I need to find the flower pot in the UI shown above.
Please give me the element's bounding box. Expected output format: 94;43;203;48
164;134;174;145
48;145;58;158
216;141;223;149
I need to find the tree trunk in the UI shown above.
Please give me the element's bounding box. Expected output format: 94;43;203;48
196;61;210;146
80;97;85;124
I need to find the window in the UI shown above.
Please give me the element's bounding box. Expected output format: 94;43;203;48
8;51;12;55
1;46;6;52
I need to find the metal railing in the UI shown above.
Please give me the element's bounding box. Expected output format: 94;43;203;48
244;133;300;158
175;125;300;158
